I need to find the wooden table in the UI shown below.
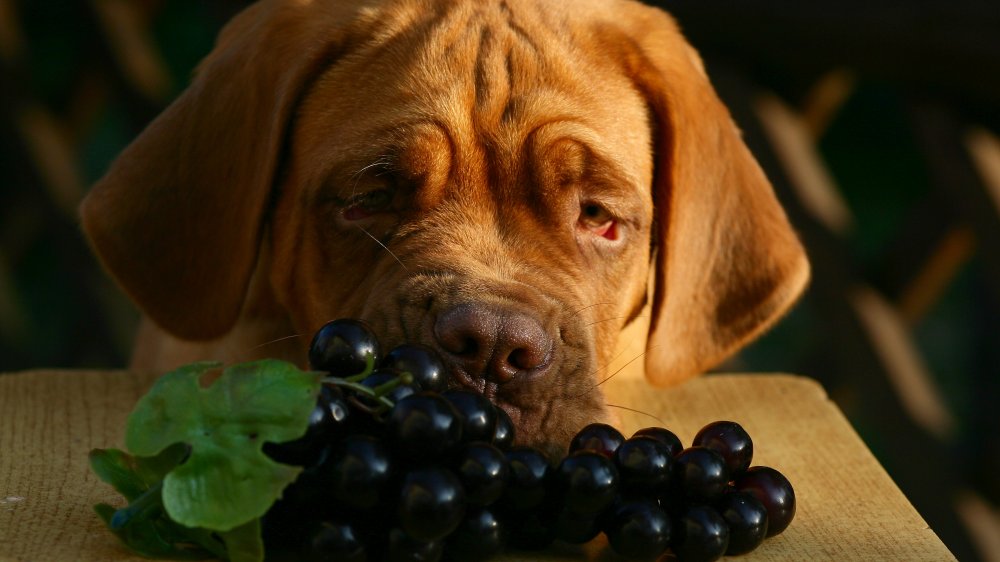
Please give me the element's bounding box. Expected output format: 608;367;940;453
0;369;954;561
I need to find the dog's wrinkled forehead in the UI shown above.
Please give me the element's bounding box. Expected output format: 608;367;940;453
294;0;652;199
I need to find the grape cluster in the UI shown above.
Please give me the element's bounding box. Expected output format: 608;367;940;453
260;319;795;562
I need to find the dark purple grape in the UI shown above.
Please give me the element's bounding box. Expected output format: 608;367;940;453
442;390;497;444
322;384;351;427
603;498;671;561
505;509;555;550
673;447;730;503
306;520;367;562
716;491;768;555
552;451;618;515
386;393;463;462
693;421;753;475
263;385;341;466
569;423;624;458
386;383;419;404
445;507;507;561
385;527;443;562
550;507;601;544
271;464;329;510
382;344;448;392
397;467;466;542
261;496;320;548
319;434;392;511
492;406;515;449
633;427;683;458
454;442;508;507
309;318;380;376
733;466;795;537
614;436;674;496
343;405;385;439
672;505;729;562
499;446;551;511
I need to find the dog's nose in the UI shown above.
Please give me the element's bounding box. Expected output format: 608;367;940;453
434;303;552;383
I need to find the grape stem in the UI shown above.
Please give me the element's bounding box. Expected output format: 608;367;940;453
322;364;416;417
343;353;378;383
372;372;413;395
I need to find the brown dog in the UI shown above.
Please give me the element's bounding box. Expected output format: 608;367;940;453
79;0;809;446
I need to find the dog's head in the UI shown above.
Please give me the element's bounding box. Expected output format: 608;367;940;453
80;0;808;445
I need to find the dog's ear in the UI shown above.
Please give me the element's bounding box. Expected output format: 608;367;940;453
608;5;810;385
79;2;370;340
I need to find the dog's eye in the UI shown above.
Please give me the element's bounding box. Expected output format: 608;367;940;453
342;189;393;220
579;203;617;240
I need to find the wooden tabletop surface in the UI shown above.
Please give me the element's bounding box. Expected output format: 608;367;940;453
0;369;954;561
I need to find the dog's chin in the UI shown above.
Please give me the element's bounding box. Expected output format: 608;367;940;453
452;347;614;453
495;380;613;456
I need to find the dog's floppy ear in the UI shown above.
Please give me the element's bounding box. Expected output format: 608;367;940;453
79;1;369;340
609;6;810;385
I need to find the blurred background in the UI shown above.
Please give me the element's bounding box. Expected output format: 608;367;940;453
0;0;997;559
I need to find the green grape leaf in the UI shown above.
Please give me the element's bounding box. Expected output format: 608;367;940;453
90;446;225;560
94;502;217;560
219;518;264;562
90;444;188;501
124;359;322;532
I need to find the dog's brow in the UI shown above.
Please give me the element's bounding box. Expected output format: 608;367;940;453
531;126;644;197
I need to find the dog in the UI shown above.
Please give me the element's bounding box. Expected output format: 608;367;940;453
79;0;809;447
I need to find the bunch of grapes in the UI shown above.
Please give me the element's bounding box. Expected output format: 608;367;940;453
260;319;795;562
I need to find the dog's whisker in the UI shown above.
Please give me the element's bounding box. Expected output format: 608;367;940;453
248;333;304;351
561;344;631;391
348;156;395;194
588;346;631;378
605;403;664;425
356;225;408;271
231;333;305;364
351;156;392;181
592;347;649;389
580;345;657;396
561;346;644;400
584;314;649;328
569;302;617;318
